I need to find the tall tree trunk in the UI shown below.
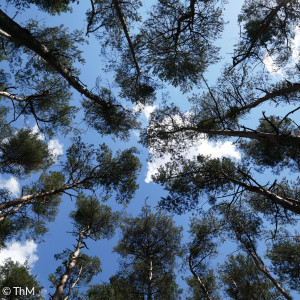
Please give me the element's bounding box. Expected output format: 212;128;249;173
234;231;292;300
160;126;300;147
221;171;300;215
52;231;86;300
63;265;83;300
147;260;153;300
112;0;140;77
0;9;123;116
188;254;213;300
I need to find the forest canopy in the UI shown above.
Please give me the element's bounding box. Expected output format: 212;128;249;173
0;0;299;299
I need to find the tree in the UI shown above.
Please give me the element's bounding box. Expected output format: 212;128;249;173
0;259;43;299
267;231;300;292
219;253;284;300
232;0;300;69
220;205;292;299
49;253;101;300
185;214;222;300
113;205;183;300
79;275;142;300
51;194;120;300
0;138;140;243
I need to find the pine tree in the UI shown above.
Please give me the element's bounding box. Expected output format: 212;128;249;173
51;194;120;300
113;205;183;300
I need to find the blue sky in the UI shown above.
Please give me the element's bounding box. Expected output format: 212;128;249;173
0;0;299;298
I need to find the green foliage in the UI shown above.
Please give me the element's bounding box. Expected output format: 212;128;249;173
0;128;53;177
81;276;141;300
82;87;140;139
63;138;141;204
186;270;220;300
8;171;66;239
5;0;77;15
235;0;300;66
49;253;102;298
0;259;43;299
140;0;224;90
113;205;183;299
267;235;300;291
154;156;237;213
1;20;85;135
239;116;300;171
219;253;284;300
70;194;120;240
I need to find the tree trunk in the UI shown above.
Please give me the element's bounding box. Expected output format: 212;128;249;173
0;179;87;214
188;254;213;300
0;9;120;114
112;0;140;76
52;231;85;300
234;231;292;300
162;126;300;147
147;260;153;300
222;172;300;215
63;265;83;300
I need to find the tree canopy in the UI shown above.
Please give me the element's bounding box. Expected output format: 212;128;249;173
0;0;299;298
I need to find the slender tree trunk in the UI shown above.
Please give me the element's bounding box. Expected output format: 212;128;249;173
234;231;292;300
63;265;83;300
52;231;86;300
188;254;213;300
112;0;140;76
147;260;153;300
0;9;120;113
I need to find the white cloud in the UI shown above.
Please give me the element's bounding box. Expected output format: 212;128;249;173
263;54;283;76
32;125;64;158
0;240;38;268
48;139;63;157
0;176;20;196
145;137;241;183
145;112;241;183
133;104;158;120
263;25;300;77
32;124;45;140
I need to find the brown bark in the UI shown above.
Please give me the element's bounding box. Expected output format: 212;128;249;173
161;126;300;147
0;175;97;220
219;171;300;215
